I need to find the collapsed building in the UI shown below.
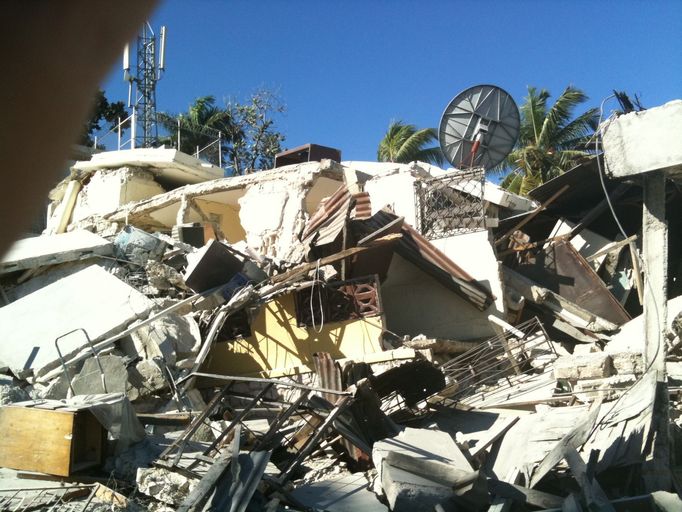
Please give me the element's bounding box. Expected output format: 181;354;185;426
0;101;681;511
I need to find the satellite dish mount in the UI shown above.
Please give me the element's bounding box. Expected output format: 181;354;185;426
438;84;520;171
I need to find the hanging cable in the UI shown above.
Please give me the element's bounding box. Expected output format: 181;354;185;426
595;94;629;240
309;258;325;333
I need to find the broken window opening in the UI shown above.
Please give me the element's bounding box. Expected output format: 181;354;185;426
294;275;382;328
414;168;486;239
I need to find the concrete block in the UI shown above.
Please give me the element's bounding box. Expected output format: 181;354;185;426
0;265;153;379
553;352;614;380
574;374;637;401
610;351;644;375
602;100;682;178
128;359;168;399
129;313;201;365
72;354;128;395
136;466;197;505
0;230;112;275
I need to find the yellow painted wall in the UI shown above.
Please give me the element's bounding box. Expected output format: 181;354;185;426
202;292;385;377
194;199;246;243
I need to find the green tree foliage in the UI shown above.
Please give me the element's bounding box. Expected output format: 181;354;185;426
80;89;127;147
377;120;445;166
159;91;285;174
499;86;598;196
225;90;285;174
159;95;233;165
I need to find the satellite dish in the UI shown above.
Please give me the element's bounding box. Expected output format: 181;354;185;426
439;84;520;171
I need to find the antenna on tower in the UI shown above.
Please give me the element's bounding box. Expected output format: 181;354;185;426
122;22;167;149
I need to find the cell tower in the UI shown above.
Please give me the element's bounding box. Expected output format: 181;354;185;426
123;23;166;148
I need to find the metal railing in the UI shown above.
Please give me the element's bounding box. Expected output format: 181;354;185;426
437;317;557;406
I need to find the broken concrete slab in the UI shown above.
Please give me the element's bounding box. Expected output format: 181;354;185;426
71;354;128;396
291;472;388;512
73;147;224;185
0;230;113;275
602;100;682;178
127;313;201;365
183;239;243;293
136;466;198;505
372;427;473;511
605;294;682;355
554;353;614;380
0;375;30;405
113;225;168;266
0;265;153;378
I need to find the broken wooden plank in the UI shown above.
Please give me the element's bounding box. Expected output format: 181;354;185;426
495;184;569;246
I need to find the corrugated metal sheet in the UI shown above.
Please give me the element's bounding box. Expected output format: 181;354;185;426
302;186;372;246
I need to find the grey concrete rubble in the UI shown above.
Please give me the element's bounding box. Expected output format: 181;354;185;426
1;105;681;512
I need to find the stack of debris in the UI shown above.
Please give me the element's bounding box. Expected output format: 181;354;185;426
0;102;681;511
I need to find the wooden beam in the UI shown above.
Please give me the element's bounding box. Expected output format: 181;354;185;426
495;185;569;246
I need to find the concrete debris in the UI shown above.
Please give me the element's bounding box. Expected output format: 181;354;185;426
1;113;681;511
553;352;614;380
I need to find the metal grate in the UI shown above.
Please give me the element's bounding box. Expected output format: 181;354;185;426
437;317;557;406
414;168;486;239
0;486;97;512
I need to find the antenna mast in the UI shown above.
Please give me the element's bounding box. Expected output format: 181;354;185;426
124;22;167;148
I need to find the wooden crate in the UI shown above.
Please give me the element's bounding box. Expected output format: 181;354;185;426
0;404;106;476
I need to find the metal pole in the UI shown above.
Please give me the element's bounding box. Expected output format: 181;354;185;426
117;117;121;150
177;118;181;150
218;131;222;167
131;109;136;149
93;136;97;149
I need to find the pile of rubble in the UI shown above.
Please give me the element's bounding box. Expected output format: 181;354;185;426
0;102;681;511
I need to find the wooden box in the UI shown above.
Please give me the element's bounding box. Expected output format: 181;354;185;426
0;403;106;477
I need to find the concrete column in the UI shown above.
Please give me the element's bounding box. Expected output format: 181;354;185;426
641;171;671;492
642;171;667;373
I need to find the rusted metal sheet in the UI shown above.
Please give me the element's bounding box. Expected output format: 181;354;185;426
301;185;352;245
352;191;372;219
301;185;372;245
515;240;631;325
313;352;343;405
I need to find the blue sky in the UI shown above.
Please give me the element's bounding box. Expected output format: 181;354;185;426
102;0;682;163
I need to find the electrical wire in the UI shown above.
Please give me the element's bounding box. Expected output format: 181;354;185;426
595;94;629;240
309;258;325;333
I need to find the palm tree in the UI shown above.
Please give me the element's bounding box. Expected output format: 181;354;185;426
377;120;445;166
159;96;241;167
499;86;598;196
